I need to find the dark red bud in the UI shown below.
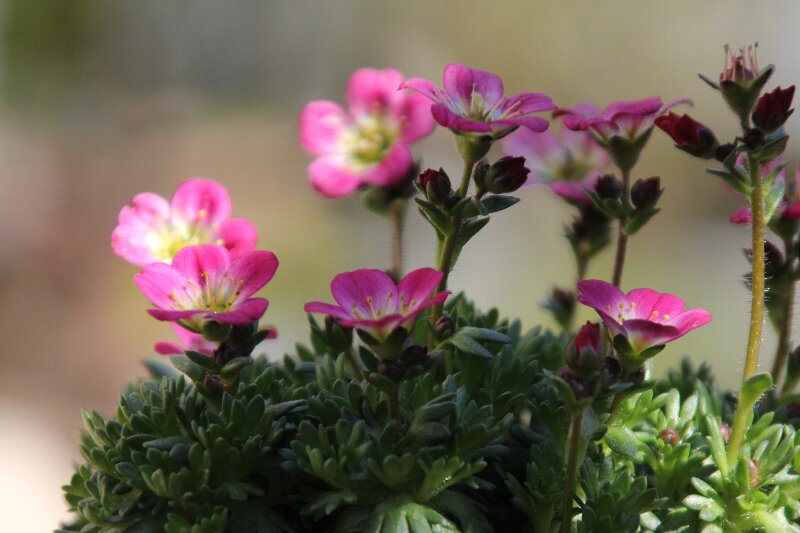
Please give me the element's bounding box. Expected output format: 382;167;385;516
482;156;530;194
630;177;662;210
595;174;623;200
655;113;719;159
659;428;681;446
419;168;452;204
752;85;795;132
715;143;736;162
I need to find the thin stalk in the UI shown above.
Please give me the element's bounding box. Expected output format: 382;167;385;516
611;168;631;287
771;238;795;386
576;253;589;282
387;200;405;280
429;158;476;342
560;409;583;533
345;346;365;381
727;155;766;465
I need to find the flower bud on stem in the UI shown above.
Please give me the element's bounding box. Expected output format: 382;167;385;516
611;168;631;287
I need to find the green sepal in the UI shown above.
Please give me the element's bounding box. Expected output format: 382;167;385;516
480;194;519;214
607;128;652;173
169;354;207;382
220;356;253;378
750;132;789;163
415;198;452;236
185;350;216;369
707;167;752;195
624;207;660;236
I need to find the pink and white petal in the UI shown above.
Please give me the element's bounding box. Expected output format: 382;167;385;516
172;245;231;289
171;178;232;227
501;128;559;162
666;308;713;334
577;279;627;315
298;100;349;155
117;192;170;226
402;290;450;327
492;115;550;133
111;224;158;265
399;77;442;103
658;96;694;115
431;105;493;133
621;319;682;352
331;269;396;316
341;313;405;338
216;218;258;260
626;289;685;321
135;263;191;308
606;97;663;119
550;180;593;204
148;308;204;322
211;298;269;324
397;268;444;308
496;93;556;116
397;92;436;143
346;68;404;117
361;143;413;188
172;322;214;353
308;156;362;198
155;341;184;356
226;250;279;301
443;63;504;111
304;301;352;321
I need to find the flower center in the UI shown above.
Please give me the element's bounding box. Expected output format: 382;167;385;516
146;212;220;262
342;114;399;166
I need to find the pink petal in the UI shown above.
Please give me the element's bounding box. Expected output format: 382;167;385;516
730;207;752;224
549;176;597;204
606;97;663;119
400;290;450;330
346;68;404;117
171;178;232;227
330;269;396;316
155;341;184;355
621;319;682;352
171;245;231;289
666;308;713;334
577;279;627;314
209;298;269;324
111;225;158;266
135;263;192;309
304;301;352;321
216;218;258;260
397;91;436;144
496;93;556;115
493;115;550;133
117;192;170;226
399;77;442;103
112;192;171;265
502;128;559;162
360;143;414;188
298;100;348;155
148;308;203;322
226;250;279;301
397;267;444;308
172;322;213;353
659;96;694;115
340;313;406;336
431;105;493;133
783;202;800;220
594;309;627;338
626;288;685;321
307;156;362;198
443;63;504;111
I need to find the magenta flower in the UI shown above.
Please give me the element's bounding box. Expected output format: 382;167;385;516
400;63;555;137
304;268;449;341
112;178;258;266
298;68;435;198
554;98;691;144
502;126;609;203
135;244;278;330
155;323;217;356
577;279;712;355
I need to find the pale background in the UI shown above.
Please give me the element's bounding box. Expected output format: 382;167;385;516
0;1;796;530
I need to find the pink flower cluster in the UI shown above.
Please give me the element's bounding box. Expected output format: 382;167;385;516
113;179;278;354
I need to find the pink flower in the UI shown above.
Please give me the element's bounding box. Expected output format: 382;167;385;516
554;98;691;143
304;268;449;341
135;245;278;330
112;178;258;266
502;126;609;203
577;279;712;355
298;68;435;198
155;323;216;356
400;63;555;137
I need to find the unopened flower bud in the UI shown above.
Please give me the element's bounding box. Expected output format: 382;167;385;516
402;345;428;367
418;168;452;204
715;143;736;162
202;320;233;343
631;177;662;210
595;174;623;200
720;422;730;442
659;428;681;446
655;113;719;159
748;459;759;488
566;322;603;379
479;156;530;194
742;127;765;149
435;315;453;337
203;374;225;397
752;86;795;132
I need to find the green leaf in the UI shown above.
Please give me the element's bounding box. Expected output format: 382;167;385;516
456;326;510;344
739;372;773;411
604;425;640;459
415;198;452;236
169;354;207;382
624;207;660;236
220;356;254;378
185;350;216;368
707;167;752;195
480;194;519;214
446;334;493;359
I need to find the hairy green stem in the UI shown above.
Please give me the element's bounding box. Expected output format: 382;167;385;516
611;168;631;287
387;200;405;281
771;237;795;386
727;155;765;465
560;409;583;533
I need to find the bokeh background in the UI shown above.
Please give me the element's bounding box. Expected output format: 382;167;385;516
0;1;797;529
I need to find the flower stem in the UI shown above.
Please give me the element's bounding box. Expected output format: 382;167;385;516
429;158;477;344
387;200;405;281
727;154;765;466
771;237;795;386
611;168;631;287
560;409;583;533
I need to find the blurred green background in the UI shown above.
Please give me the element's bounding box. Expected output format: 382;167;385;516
0;1;796;529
